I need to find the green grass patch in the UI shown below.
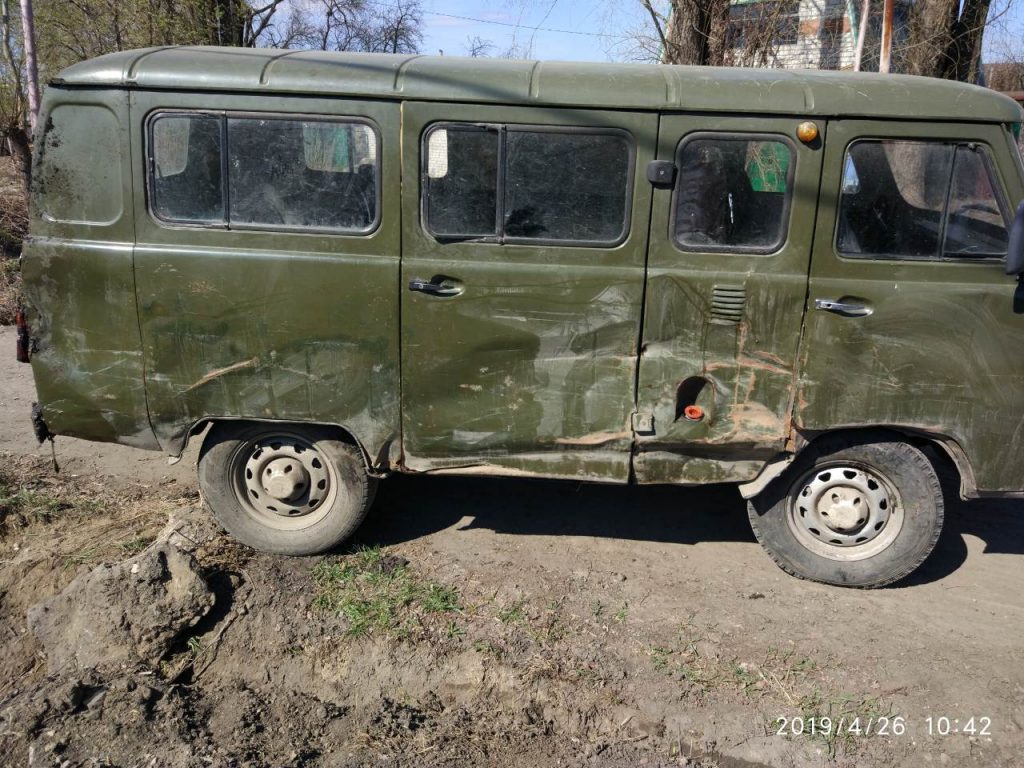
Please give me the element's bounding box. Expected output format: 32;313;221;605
498;599;526;625
311;546;462;638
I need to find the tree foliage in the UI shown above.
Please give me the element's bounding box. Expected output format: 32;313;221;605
255;0;423;53
0;0;425;191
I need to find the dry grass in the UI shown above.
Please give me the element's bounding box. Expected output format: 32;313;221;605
0;451;196;566
0;255;20;325
0;156;27;325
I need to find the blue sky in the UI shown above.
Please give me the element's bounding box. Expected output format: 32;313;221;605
415;0;1024;64
416;0;634;61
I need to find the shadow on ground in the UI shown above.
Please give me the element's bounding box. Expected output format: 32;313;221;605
357;474;1024;588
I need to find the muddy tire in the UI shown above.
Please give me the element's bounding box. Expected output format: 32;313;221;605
747;434;943;588
198;422;377;556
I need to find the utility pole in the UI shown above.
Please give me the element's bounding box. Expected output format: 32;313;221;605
878;0;894;73
18;0;39;129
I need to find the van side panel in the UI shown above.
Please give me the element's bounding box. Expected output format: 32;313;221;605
632;114;825;485
398;103;657;482
23;88;157;449
129;92;401;463
798;120;1024;493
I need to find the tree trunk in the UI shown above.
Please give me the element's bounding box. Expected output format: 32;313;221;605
18;0;39;130
903;0;991;82
945;0;992;83
663;0;731;66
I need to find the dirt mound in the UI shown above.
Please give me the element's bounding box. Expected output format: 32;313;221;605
28;517;215;673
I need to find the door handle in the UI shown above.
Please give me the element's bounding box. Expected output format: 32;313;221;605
814;298;872;317
408;276;464;298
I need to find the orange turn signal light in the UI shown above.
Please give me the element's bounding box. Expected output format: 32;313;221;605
797;121;819;144
683;405;704;421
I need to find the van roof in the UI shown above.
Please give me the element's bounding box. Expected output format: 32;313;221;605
54;46;1024;124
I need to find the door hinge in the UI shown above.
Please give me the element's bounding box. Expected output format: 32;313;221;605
632;411;655;435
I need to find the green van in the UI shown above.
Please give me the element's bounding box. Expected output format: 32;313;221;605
19;47;1024;587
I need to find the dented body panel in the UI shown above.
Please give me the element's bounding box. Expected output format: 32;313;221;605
633;114;825;485
127;91;401;465
20;48;1024;497
23;89;156;450
398;103;655;482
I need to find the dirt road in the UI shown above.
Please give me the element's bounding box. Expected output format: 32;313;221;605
2;325;1024;767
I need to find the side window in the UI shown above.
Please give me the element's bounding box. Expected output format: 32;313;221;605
837;140;1009;260
148;112;379;233
227;118;378;231
504;131;631;242
424;126;499;237
422;124;634;245
151;114;224;224
672;135;794;253
944;146;1011;257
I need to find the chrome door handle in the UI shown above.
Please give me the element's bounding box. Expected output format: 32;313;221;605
814;298;872;317
408;276;463;298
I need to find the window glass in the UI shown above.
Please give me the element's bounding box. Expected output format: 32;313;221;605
422;124;633;244
228;118;377;231
423;126;499;237
36;104;122;225
151;114;223;223
673;137;793;252
943;146;1009;257
838;140;1008;260
504;131;630;242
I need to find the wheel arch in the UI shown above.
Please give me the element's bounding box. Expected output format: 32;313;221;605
184;417;390;477
793;426;977;499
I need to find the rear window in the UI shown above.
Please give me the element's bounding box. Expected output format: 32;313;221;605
671;135;794;254
423;124;633;246
148;112;379;233
838;140;1009;260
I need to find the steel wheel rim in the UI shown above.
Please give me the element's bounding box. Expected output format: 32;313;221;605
787;462;904;561
230;432;337;531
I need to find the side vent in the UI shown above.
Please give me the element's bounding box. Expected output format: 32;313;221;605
710;285;746;324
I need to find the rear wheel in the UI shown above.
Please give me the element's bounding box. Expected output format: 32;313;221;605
747;434;943;587
198;422;376;555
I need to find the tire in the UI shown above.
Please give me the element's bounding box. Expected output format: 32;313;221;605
747;433;943;588
198;422;377;556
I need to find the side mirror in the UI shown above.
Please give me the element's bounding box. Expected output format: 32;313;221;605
1007;201;1024;276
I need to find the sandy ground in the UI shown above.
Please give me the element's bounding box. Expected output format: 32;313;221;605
3;325;1024;767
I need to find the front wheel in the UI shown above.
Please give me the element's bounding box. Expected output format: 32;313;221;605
198;422;377;555
747;434;943;588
